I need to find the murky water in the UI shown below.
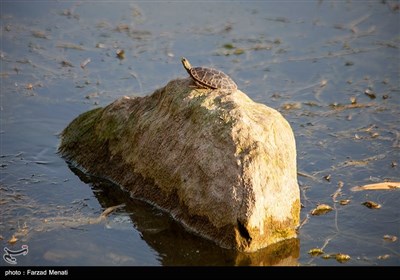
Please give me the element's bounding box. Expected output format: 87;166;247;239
1;1;399;266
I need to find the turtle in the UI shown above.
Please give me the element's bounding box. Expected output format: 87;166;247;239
181;57;237;91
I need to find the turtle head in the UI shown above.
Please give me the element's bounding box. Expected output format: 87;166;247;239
181;57;192;72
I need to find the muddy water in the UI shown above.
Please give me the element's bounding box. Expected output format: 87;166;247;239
1;1;399;266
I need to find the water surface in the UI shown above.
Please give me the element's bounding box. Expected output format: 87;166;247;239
1;1;399;266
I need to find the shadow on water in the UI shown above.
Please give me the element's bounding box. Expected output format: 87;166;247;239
68;165;300;266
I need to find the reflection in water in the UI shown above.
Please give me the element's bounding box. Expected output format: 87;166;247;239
69;165;300;266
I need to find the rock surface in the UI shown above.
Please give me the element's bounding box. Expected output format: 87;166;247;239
58;78;300;252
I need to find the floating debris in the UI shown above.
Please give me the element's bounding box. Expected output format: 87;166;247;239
323;174;331;182
281;102;302;110
329;102;374;111
8;235;18;244
297;171;316;179
96;43;107;49
116;49;125;59
377;254;390;260
362;201;381;209
370;132;379;138
321;253;351;263
223;43;235;49
347;114;353;120
61;60;74;67
339;199;351;205
311;204;333;215
335;253;351;263
100;204;125;219
115;23;130;32
217;43;246;56
80;58;91;69
32;30;49;39
351;182;400;191
233;48;244;55
383;235;397;242
364;88;376;99
23;82;42;90
308;248;324;256
341;154;386;167
332;181;344;202
88;204;125;224
343;159;370;167
60;8;79;19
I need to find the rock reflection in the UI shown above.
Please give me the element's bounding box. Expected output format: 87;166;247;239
69;165;299;266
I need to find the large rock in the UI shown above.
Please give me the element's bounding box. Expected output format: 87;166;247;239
58;78;300;252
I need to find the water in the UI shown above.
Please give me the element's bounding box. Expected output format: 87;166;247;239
1;1;399;266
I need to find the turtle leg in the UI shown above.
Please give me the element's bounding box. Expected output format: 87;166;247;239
187;79;211;90
186;78;215;92
194;80;218;91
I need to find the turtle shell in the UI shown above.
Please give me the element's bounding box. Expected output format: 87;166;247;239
189;67;237;91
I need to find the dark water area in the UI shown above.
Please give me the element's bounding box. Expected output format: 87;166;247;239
1;1;399;266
